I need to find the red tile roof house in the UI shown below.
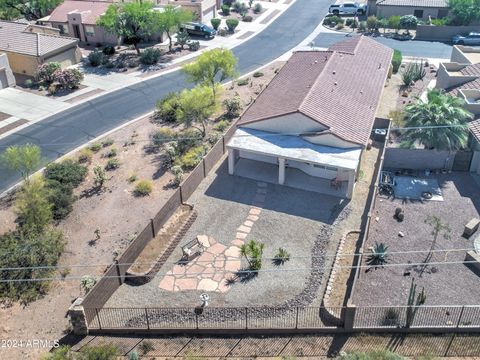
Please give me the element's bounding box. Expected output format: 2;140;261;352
226;36;393;199
41;0;119;45
436;45;480;174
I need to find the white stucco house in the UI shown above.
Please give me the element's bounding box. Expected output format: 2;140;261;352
226;36;393;199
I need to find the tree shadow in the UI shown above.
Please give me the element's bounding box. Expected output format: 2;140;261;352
232;268;258;284
80;185;105;199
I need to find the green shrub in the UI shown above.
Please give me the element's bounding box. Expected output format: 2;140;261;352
129;351;139;360
138;340;155;355
42;345;72;359
155;92;181;123
80;344;120;360
392;49;402;73
89;143;102;152
431;17;448;26
367;15;378;31
253;71;263;77
213;119;231;132
176;128;202;154
36;62;61;84
400;14;417;30
339;350;405;360
78;148;93;164
140;48;161;65
211;18;221;30
401;61;425;86
152;128;177;147
336;23;344;30
350;19;358;28
127;173;138;183
329;15;343;25
171;165;184;186
207;131;222;145
226;18;239;32
103;148;117;158
175;145;205;170
88;50;104;67
323;17;332;26
221;4;231;15
345;18;353;26
102;45;115;55
24;79;34;88
188;40;200;51
53;68;84;90
102;138;114;147
273;247;290;265
358;21;367;31
134;180;153;196
176;29;190;49
47;181;76;220
253;2;263;13
105;158;120;170
388;15;401;31
218;28;228;36
243;15;253;22
237;77;249;86
44;160;88;189
223;95;242;118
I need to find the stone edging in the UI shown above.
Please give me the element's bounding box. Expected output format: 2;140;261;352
322;229;361;318
125;207;198;286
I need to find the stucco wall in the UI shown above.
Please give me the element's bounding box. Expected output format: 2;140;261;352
451;45;480;64
436;62;478;89
376;5;446;20
471;150;480;174
45;47;82;68
416;25;480;41
242;113;326;134
384;148;455;170
5;52;39;76
0;53;15;88
169;0;216;22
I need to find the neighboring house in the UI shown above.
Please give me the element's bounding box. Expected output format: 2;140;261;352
158;0;217;22
0;53;16;89
367;0;450;19
436;45;480;174
41;0;118;44
226;36;393;199
0;21;81;77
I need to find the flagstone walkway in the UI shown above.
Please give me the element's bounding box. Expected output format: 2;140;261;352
158;182;268;293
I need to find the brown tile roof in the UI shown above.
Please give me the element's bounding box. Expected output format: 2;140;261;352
460;63;480;76
48;0;112;25
447;64;480;96
238;36;393;146
377;0;449;8
469;117;480;142
0;21;78;57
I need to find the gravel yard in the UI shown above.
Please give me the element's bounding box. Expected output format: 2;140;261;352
107;159;351;308
353;172;480;306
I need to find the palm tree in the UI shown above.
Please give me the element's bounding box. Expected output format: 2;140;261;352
240;240;265;271
400;89;472;150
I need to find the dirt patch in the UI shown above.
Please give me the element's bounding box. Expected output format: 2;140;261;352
129;205;192;274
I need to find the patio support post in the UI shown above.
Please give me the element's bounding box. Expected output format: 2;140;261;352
346;170;355;199
278;157;285;185
228;149;235;175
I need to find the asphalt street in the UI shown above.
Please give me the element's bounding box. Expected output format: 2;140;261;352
0;0;455;192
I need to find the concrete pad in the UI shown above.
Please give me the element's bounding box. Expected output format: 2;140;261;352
198;278;218;292
159;275;175;291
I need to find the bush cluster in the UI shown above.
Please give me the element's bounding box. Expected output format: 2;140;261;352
253;3;263;13
175;145;205;170
154;92;181;123
134;180;153;196
226;18;239;32
392;49;402;74
188;40;200;51
88;50;105;67
140;48;162;65
52;68;84;90
223;95;242;118
243;15;253;22
36;62;61;84
211;18;221;30
221;4;231;15
102;45;116;55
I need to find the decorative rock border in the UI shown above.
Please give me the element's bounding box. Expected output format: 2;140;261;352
125;208;198;286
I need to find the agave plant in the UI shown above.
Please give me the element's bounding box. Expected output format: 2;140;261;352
366;242;389;268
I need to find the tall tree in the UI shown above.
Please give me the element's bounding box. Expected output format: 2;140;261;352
157;5;192;53
97;1;158;55
448;0;480;25
182;48;238;102
175;85;221;137
1;143;41;182
401;89;472;150
0;0;62;20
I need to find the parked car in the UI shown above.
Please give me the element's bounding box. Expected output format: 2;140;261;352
328;2;367;15
452;32;480;45
180;22;216;39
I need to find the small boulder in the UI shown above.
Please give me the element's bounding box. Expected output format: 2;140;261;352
398;231;405;237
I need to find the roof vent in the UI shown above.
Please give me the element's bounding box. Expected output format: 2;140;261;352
333;70;336;75
314;60;318;64
360;90;363;94
334;81;338;85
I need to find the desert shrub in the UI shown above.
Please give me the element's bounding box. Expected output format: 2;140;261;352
104;60;115;69
240;239;264;271
44;160;87;189
42;345;72;360
237;77;249;86
101;138;114;147
140;48;161;65
233;1;247;13
105;158;120;170
103;148;117;158
89;143;102;152
134;180;153;196
358;21;367;31
129;351;139;360
138;340;155;355
323;17;332;26
402;61;425;86
243;15;253;22
164;142;178;165
175;145;205;170
226;18;239;32
176;128;202;154
152;128;177;147
221;4;231;15
213;119;231;132
207;131;222;145
171;165;184;186
88;50;104;67
253;2;263;13
188;40;200;51
36;62;61;84
431;17;448;26
336;23;344;30
47;181;76;220
350;19;358;28
223;95;242;118
345;18;353;26
47;84;57;95
400;14;417;30
367;15;378;31
155;92;181;123
273;247;290;265
176;29;190;49
53;68;84;89
127;60;138;68
78;148;93;164
127;173;138;183
392;49;402;74
102;45;116;55
253;71;263;78
80;344;120;360
339;350;405;360
24;79;34;88
211;18;221;30
218;28;228;36
0;228;64;303
329;15;343;25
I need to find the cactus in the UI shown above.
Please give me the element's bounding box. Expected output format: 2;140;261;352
405;278;426;328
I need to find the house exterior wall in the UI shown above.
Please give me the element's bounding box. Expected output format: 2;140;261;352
435;62;477;89
242;113;326;134
49;18;119;45
303;133;359;149
45;47;82;68
376;5;447;19
451;45;479;64
168;0;216;22
4;52;39;76
0;53;15;88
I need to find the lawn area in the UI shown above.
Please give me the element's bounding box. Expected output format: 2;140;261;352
352;173;480;306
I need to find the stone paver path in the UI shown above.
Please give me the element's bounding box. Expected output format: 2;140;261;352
159;182;268;293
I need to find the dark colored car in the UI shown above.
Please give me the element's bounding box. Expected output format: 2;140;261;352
180;22;216;39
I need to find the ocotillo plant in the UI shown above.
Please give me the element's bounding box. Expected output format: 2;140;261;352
405;278;426;328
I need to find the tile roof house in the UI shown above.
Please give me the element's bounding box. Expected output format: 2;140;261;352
226;36;393;199
0;20;81;76
436;45;480;174
41;0;118;44
367;0;450;19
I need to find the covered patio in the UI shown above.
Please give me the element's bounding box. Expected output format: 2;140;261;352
227;128;362;198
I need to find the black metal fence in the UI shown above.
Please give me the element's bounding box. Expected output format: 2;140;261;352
83;306;480;332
